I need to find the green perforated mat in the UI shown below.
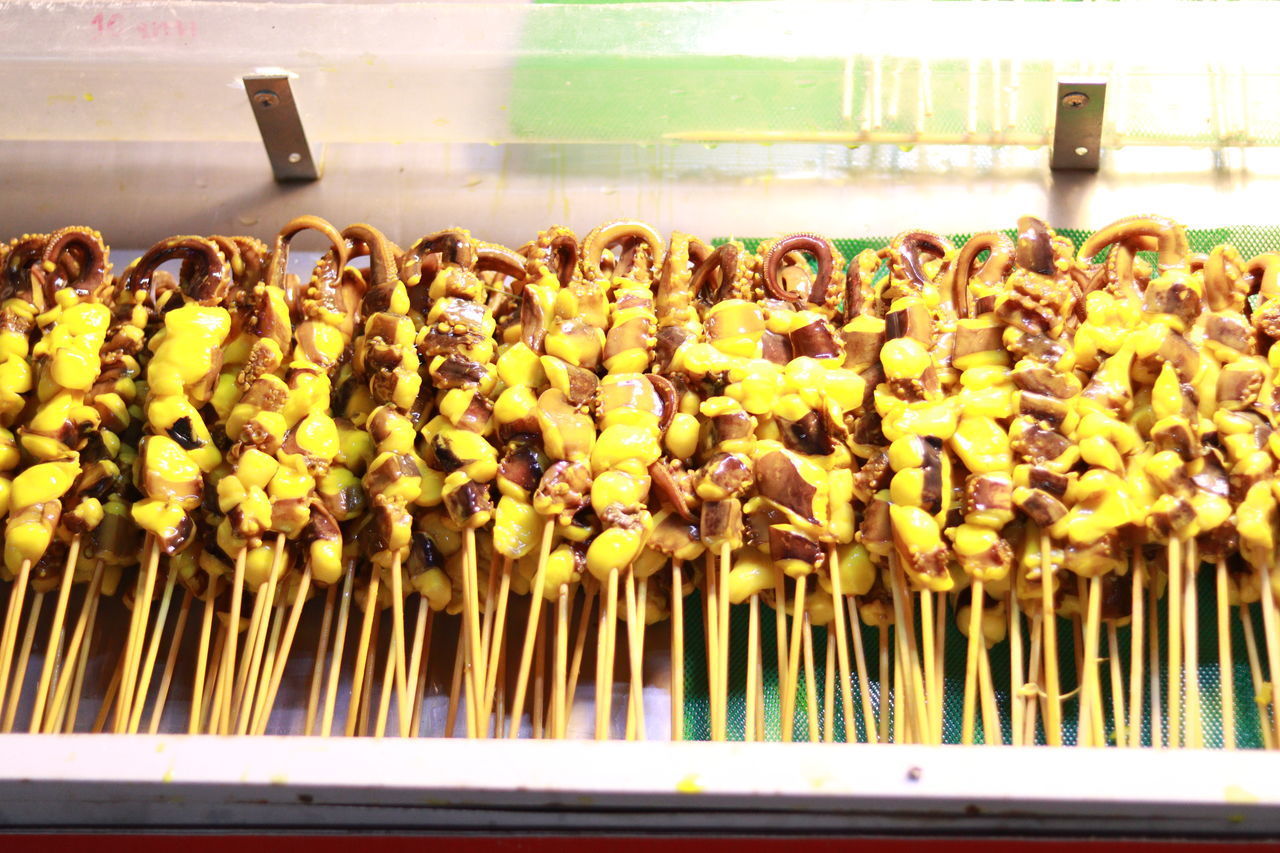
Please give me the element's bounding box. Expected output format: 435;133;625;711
681;226;1280;746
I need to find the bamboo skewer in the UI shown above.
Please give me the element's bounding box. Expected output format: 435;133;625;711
129;567;178;733
197;627;227;733
1216;561;1236;750
237;542;289;733
60;581;101;734
962;580;985;746
461;529;486;737
117;541;161;733
0;559;33;717
670;561;685;741
147;588;195;735
29;536;81;732
510;522;554;738
1079;575;1104;748
319;565;355;738
565;583;597;719
802;612;819;743
595;568;620;741
1167;539;1184;749
532;606;547;739
358;607;382;737
188;598;215;735
1183;546;1203;749
211;548;247;735
977;640;1000;745
3;591;44;732
889;557;929;744
1023;612;1043;746
1258;575;1280;750
409;606;433;738
482;559;513;724
1010;592;1025;747
92;645;126;733
252;567;313;735
624;572;643;741
774;570;789;740
1128;557;1146;749
46;559;105;734
344;569;382;738
847;599;876;744
554;584;570;739
1148;579;1164;747
1241;603;1273;749
704;554;721;740
826;547;854;744
1039;532;1062;746
782;573;807;742
920;584;937;744
388;551;411;737
717;544;731;742
1107;623;1126;748
445;623;465;738
823;629;835;743
934;591;946;743
878;624;890;744
304;584;337;736
744;593;760;742
374;616;397;739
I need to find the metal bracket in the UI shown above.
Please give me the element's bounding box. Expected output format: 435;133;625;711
1050;80;1106;171
242;74;320;182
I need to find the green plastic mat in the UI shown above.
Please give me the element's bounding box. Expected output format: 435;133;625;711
680;225;1280;745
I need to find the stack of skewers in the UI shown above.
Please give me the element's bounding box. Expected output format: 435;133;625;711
0;213;1278;748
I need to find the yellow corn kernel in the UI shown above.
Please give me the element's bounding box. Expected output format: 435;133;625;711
1193;493;1232;531
438;427;499;482
834;542;876;597
664;412;700;460
887;436;926;471
950;416;1013;475
268;465;312;502
881;337;931;381
237;447;279;490
494;495;540;558
822;368;866;413
591;470;649;516
12;460;78;509
412;567;452;611
726;547;774;604
337;423;375;470
367;451;423;504
542;545;581;597
70;497;104;531
1079;434;1124;474
889;468;927;508
960;386;1014;419
586;527;645;581
494;385;538;429
731;366;783;416
497;342;546;388
0;477;10;519
882;399;958;442
590;424;661;475
243;544;277;589
130;498;186;543
772;393;810;424
308;539;343;586
5;513;55;572
1151;362;1184;421
417;466;444;507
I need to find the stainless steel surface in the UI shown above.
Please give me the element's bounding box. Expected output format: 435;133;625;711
243;74;320;182
1052;80;1107;172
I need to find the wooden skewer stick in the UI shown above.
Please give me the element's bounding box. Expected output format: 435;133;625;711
1216;560;1236;750
1038;532;1062;746
445;622;465;738
826;546;854;744
210;547;247;735
977;638;1000;745
624;572;645;742
1107;622;1126;749
60;579;102;734
773;569;789;740
1258;571;1280;750
129;567;178;733
147;588;195;734
1167;539;1184;749
532;606;547;739
319;564;355;738
303;584;337;736
344;568;382;738
595;568;620;741
374;613;397;739
1183;544;1203;749
962;579;985;746
1010;592;1025;747
461;529;486;737
847;598;875;744
744;593;760;742
401;598;430;737
509;522;554;738
934;591;947;743
877;624;890;744
2;591;44;732
919;584;937;745
670;561;685;741
755;627;766;742
1022;612;1043;746
229;577;269;730
0;559;34;717
892;628;906;744
1079;575;1104;748
409;606;433;739
1147;579;1163;747
47;559;106;733
29;536;81;732
92;642;126;733
781;573;808;742
482;559;513;725
252;567;313;735
357;606;382;737
197;625;227;733
802;612;819;743
554;583;570;739
187;597;215;735
1241;602;1274;749
236;541;287;734
717;544;731;742
889;557;929;744
704;553;721;740
388;551;411;737
118;542;161;733
823;629;836;743
564;583;597;720
257;604;284;724
1128;556;1145;749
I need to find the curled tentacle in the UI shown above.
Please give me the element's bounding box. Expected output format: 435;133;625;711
1204;243;1248;313
1015;216;1055;275
1247;253;1280;301
950;231;1015;321
690;241;752;311
403;227;477;282
4;235;48;301
267;215;350;294
582;220;665;283
525;226;579;287
1077;214;1190;270
889;230;955;293
125;236;231;308
38;227;111;309
761;233;842;310
655;232;712;330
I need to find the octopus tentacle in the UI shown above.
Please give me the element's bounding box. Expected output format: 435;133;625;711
403;227;476;281
37;227;111;309
950;231;1015;321
889;230;955;293
1204;243;1248;313
1077;214;1190;270
1247;253;1280;300
125;236;231;308
4;235;48;302
525;226;579;287
582;220;665;283
1015;216;1055;276
267;215;350;295
690;241;751;310
760;233;841;309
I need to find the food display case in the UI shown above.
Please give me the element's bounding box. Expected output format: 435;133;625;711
3;0;1280;842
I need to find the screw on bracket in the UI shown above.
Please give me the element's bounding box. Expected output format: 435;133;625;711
1060;92;1089;110
252;90;280;110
